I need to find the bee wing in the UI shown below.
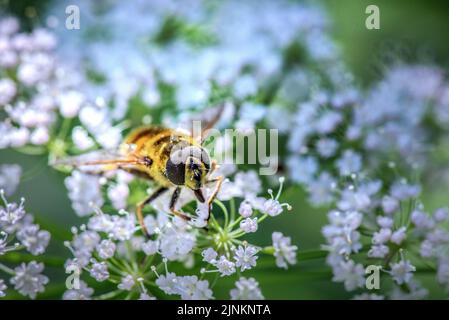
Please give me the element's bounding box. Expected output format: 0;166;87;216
50;149;144;170
188;103;225;144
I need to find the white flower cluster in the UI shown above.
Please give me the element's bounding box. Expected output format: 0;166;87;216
353;65;449;166
281;63;449;297
64;169;134;217
62;174;296;300
0;167;50;299
49;0;335;117
0;17;81;148
0;16;123;159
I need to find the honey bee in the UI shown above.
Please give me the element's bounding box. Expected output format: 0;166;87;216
56;106;224;236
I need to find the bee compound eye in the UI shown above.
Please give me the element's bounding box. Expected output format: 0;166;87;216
165;156;185;185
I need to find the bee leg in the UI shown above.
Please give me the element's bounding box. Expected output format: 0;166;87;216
169;187;191;221
203;160;220;187
137;187;168;237
78;168;112;176
76;166;147;178
205;175;224;222
210;159;219;173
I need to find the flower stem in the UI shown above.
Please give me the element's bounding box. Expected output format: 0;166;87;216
96;289;123;300
0;251;65;267
0;262;15;275
215;200;229;228
209;213;222;233
227;216;243;231
142;254;155;273
230;198;236;223
58;117;72;141
257;213;269;224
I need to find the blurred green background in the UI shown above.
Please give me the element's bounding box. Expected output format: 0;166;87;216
2;0;449;299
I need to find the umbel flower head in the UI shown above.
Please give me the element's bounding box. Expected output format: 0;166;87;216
62;176;296;299
10;262;49;299
0;182;51;299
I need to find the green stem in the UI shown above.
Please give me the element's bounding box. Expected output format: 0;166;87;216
229;231;243;238
209;213;222;233
58;117;72;141
261;247;328;262
109;257;134;275
298;249;329;261
257;213;269;224
215;200;229;228
142;254;156;274
124;291;135;300
230;238;245;246
125;240;140;274
15;145;46;155
96;289;123;300
230;198;236;223
383;245;400;268
0;262;15;275
227;216;243;231
0;252;65;267
107;260;126;275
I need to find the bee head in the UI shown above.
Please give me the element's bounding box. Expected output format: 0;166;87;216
166;146;210;190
